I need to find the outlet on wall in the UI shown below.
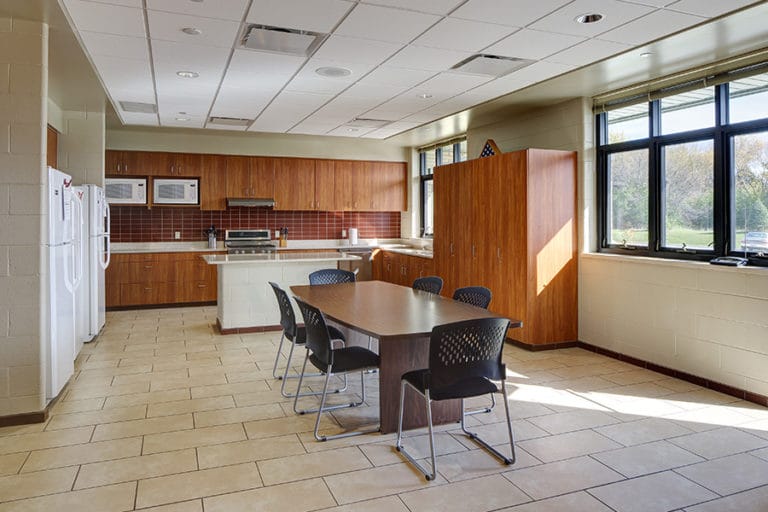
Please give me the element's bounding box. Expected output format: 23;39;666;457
174;231;181;239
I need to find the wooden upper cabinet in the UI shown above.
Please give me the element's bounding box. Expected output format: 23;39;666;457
250;157;276;199
105;150;142;175
200;154;226;211
274;158;315;210
370;161;406;211
225;156;250;198
334;160;355;211
314;160;336;211
171;153;202;176
47;125;58;168
225;156;275;198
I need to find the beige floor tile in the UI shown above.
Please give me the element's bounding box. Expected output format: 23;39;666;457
135;500;202;512
0;482;136;512
76;364;153;378
517;429;622;463
92;414;193;442
676;453;768;495
49;397;105;415
46;404;147;430
147;396;235;417
434;445;540;482
22;437;142;472
527;409;621;435
192;381;271;400
297;430;395;454
324;462;447;505
0;423;47;438
112;369;190;386
150;374;229;392
225;369;276;383
497;491;615;512
197;435;306;469
0;426;93;455
193;403;285;428
401;474;530;512
142;423;246;454
75;449;198;489
595;417;693;446
258;446;371;485
204;478;335;512
684;485;768;512
135;463;262;509
0;452;28;476
451;419;549;450
0;466;78;501
601;369;666;386
665;405;757;428
668;427;768;459
104;389;191;409
503;456;622;500
361;432;467;467
592;440;704;478
588;471;717;512
66;382;151;401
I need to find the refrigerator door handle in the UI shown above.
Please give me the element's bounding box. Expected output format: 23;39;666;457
100;202;111;269
71;193;84;290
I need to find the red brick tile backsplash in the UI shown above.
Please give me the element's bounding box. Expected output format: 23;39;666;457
110;207;401;242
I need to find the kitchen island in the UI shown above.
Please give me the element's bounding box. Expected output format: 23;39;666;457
202;252;361;333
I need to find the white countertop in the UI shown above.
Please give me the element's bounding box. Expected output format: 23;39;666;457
111;239;405;254
202;252;362;265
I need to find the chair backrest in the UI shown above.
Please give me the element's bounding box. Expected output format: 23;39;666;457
453;286;492;309
429;317;510;389
309;268;356;285
293;297;333;365
412;276;444;295
268;282;298;340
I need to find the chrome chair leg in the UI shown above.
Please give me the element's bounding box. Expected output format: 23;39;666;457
465;392;496;416
313;369;379;441
280;339;348;399
272;332;287;379
395;380;438;481
459;389;515;465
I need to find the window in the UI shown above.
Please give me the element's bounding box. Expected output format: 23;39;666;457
419;138;466;237
597;66;768;264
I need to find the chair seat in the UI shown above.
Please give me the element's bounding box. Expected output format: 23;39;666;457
294;325;345;344
402;369;498;401
310;346;380;373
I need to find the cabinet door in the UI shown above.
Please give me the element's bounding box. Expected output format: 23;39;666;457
170;153;201;177
201;154;227;211
225;156;250;197
355;162;374;211
275;158;314;210
135;151;171;175
105;150;122;174
120;151;143;176
334;161;355;211
249;156;275;198
372;162;407;211
315;159;336;210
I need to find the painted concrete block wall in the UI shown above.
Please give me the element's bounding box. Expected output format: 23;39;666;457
58;107;106;186
0;18;48;416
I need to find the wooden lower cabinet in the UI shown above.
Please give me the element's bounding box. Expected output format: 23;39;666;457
373;250;434;287
107;252;220;308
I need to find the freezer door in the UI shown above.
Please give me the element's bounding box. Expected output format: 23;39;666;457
48;243;76;399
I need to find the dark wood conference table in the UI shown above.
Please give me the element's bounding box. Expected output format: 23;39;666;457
290;280;522;433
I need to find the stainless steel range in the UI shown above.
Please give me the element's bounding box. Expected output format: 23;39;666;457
224;229;277;254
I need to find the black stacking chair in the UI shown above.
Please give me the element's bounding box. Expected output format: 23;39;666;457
453;286;492;309
308;268;356;285
396;317;515;480
268;282;347;398
293;297;380;441
412;276;444;295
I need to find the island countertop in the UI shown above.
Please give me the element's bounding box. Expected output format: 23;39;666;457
202;252;361;265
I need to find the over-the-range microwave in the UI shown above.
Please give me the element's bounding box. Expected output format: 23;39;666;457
105;178;147;205
153;178;199;205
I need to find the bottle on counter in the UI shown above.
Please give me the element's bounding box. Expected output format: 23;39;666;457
205;225;217;249
279;227;288;248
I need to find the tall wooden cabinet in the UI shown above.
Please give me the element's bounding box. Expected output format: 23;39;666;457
434;148;577;346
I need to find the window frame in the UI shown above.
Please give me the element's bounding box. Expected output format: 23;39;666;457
419;139;465;238
596;79;768;266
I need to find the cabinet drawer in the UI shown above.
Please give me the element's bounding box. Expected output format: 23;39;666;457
180;280;216;303
124;261;178;283
120;282;177;306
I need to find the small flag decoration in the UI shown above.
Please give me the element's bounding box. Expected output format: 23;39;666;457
479;139;501;158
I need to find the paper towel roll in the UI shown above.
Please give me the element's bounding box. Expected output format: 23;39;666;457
348;228;358;245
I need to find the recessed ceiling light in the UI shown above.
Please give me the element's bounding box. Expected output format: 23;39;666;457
347;128;359;132
575;13;603;24
175;117;190;122
640;52;653;58
181;27;202;35
418;93;432;99
176;71;199;78
316;66;352;78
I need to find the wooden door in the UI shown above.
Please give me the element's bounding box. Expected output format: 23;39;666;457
452;161;474;292
225;156;251;197
433;164;451;295
249;157;275;198
315;159;336;210
355;162;375;211
200;154;227;211
275;158;315;210
334;161;355;210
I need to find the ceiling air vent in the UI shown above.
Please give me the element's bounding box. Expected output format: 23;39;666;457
450;54;534;78
119;101;157;113
346;118;391;128
208;116;253;127
240;24;328;56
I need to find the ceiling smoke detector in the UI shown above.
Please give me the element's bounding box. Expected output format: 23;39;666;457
176;70;199;78
451;54;534;78
316;66;352;78
119;101;157;113
240;24;328;56
182;27;202;35
208;116;253;127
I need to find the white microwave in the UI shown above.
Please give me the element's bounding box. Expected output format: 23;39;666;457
105;178;147;205
153;178;199;205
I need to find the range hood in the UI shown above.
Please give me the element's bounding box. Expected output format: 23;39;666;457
227;198;275;208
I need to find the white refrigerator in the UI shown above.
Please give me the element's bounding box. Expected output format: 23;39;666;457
47;167;83;400
74;185;110;348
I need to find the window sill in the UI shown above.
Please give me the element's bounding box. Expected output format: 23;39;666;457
581;251;768;275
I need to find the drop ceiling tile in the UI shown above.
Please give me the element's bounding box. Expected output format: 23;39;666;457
326;126;377;137
485;28;585;60
79;31;149;61
386;45;473;71
289;122;337;135
212;88;275;117
312;35;404;64
335;4;441;43
468;60;574;97
547;38;632;65
147;10;241;48
451;0;573;27
222;50;303;89
358;108;407;121
360;0;463;15
90;54;153;85
343;82;409;100
359;66;436;88
160;116;205;128
269;91;334;112
285;74;352;95
399;111;440;124
62;0;146;37
621;0;677;6
155;96;211;115
413;17;517;52
79;0;143;8
249;112;303;132
598;9;704;45
415;72;493;98
151;40;231;67
666;0;759;18
205;123;248;131
364;120;420;138
247;0;353;33
146;0;250;21
528;0;655;37
119;112;159;125
108;87;156;104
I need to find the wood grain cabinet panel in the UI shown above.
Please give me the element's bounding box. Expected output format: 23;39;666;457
249;157;276;198
200;154;227;211
274;158;315;210
225;155;251;198
314;159;336;211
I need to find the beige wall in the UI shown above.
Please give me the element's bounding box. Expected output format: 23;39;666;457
0;17;48;416
58;106;106;186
